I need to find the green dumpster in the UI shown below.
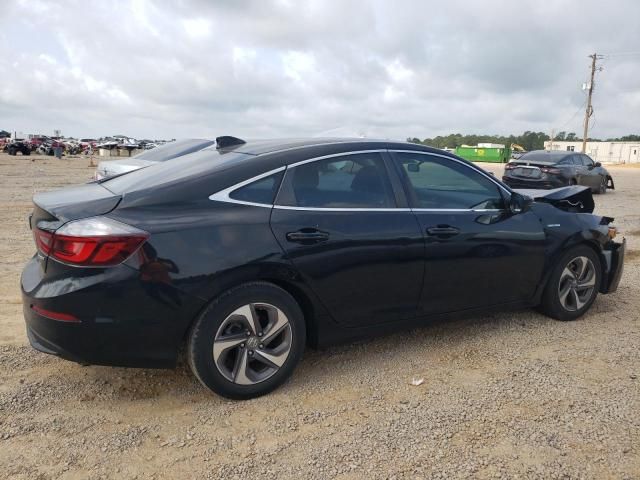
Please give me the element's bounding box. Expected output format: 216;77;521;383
455;145;511;163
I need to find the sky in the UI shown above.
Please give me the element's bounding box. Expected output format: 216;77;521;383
1;0;639;141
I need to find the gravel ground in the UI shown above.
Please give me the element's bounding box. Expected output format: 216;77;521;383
0;153;638;479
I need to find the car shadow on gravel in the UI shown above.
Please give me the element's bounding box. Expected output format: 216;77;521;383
0;307;585;406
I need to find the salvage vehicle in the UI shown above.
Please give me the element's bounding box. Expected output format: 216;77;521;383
21;137;625;399
6;141;31;156
503;150;614;193
94;138;215;180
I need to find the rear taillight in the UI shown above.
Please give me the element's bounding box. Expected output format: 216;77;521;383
505;163;516;170
34;217;148;267
541;167;562;175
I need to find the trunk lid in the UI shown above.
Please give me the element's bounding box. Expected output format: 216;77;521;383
31;183;122;230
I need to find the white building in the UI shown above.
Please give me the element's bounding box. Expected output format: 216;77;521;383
544;140;640;164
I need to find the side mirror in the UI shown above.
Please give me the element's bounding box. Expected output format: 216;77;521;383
595;162;602;167
509;192;530;214
407;163;420;173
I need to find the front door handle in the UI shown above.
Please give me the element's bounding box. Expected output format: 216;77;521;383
426;225;460;237
286;229;330;244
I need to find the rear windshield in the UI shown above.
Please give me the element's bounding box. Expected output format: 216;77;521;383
517;151;568;164
102;148;250;194
132;138;215;162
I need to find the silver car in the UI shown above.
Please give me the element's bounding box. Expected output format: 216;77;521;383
94;138;215;180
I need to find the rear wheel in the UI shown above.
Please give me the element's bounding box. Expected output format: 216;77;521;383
539;246;601;321
569;178;577;186
188;282;306;399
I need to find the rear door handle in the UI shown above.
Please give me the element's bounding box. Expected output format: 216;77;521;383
286;230;330;243
426;225;460;237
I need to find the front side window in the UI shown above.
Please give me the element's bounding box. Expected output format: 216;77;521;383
276;153;395;208
229;172;283;205
394;152;505;210
581;155;594;167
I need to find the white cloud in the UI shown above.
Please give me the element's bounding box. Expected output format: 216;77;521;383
0;0;639;140
182;18;212;39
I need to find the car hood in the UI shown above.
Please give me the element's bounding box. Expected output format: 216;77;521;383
514;185;595;213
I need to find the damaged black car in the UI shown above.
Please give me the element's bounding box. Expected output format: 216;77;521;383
21;138;625;399
503;150;614;193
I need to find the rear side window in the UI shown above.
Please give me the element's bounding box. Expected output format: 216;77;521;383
229;172;284;205
276;153;395;208
394;153;505;210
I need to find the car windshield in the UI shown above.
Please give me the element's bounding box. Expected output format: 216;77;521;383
515;151;568;164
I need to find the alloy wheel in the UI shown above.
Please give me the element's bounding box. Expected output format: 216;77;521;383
212;303;292;385
557;256;597;311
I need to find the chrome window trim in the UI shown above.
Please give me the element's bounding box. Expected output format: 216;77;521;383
273;206;412;212
285;149;387;168
410;208;503;213
208;166;286;208
208;147;511;211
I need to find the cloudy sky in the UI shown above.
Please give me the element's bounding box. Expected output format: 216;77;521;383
2;0;639;140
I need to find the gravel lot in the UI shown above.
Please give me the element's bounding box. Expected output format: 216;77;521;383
0;153;639;479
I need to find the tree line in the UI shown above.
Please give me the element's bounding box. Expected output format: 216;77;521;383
407;132;640;151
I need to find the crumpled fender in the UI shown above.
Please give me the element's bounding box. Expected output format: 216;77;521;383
514;186;594;213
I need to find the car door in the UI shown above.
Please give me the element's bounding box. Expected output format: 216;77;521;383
573;154;591;187
270;151;425;328
580;154;600;188
389;150;547;316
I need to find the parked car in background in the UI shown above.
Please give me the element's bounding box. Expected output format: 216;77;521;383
503;150;614;193
5;140;31;156
93;138;215;180
22;137;625;399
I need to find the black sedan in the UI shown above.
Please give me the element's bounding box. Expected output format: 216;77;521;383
21;137;625;399
502;150;614;193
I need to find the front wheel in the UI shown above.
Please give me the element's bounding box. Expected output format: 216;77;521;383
539;246;601;321
597;176;607;194
187;282;306;399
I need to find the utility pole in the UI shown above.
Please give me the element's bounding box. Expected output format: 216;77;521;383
582;53;603;153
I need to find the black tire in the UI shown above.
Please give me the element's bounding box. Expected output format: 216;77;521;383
187;282;306;399
569;178;577;186
539;245;601;321
23;149;30;156
596;176;606;194
8;147;16;156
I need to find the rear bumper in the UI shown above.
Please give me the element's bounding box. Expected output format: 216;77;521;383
601;238;625;294
21;256;204;368
503;176;566;190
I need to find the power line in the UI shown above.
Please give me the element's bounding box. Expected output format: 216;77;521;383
557;97;588;131
601;51;640;57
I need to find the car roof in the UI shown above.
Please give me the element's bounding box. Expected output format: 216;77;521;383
207;137;386;156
